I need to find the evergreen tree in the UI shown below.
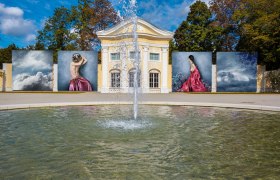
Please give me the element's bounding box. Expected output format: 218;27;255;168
174;0;222;51
37;7;77;52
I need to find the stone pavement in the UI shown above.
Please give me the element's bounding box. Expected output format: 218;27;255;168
0;92;280;111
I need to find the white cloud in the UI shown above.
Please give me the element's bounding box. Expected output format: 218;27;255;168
0;3;36;38
25;34;36;42
13;72;52;91
140;0;192;31
13;51;52;71
217;71;250;83
0;3;23;17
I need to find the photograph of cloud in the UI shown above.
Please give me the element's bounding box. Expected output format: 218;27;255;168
217;52;257;92
12;50;53;91
172;52;212;92
58;51;98;91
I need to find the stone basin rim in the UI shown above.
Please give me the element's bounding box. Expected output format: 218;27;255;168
1;101;280;112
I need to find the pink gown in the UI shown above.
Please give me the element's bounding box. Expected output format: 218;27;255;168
69;77;92;91
177;67;207;92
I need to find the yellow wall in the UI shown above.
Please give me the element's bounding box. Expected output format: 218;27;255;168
0;70;3;91
98;64;102;92
168;64;172;90
1;63;13;91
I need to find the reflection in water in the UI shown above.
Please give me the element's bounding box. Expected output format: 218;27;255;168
0;105;279;179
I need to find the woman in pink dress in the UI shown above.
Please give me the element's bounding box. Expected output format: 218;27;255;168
69;53;93;91
177;55;207;92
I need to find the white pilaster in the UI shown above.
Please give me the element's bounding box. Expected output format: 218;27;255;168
161;47;169;93
101;47;109;93
212;64;217;92
142;46;149;93
53;64;58;91
257;65;266;93
120;45;128;93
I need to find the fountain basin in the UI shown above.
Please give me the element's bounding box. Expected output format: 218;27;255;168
0;105;279;179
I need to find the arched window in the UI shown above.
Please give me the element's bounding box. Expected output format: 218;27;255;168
149;69;160;88
128;68;141;87
110;69;121;88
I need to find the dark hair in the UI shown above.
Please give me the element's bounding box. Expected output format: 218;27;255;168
189;55;194;62
72;53;82;62
188;55;199;71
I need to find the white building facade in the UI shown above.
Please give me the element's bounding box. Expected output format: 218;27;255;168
97;18;174;93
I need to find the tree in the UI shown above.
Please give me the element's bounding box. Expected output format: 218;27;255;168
210;0;241;51
0;44;19;68
174;0;223;51
72;0;120;50
37;7;79;62
234;0;280;69
25;42;45;50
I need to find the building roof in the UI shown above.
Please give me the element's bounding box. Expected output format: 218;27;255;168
96;18;174;40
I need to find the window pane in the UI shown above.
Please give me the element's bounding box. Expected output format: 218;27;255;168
149;73;159;88
111;72;120;88
130;51;140;59
111;53;120;60
155;73;158;87
150;53;159;60
129;72;134;87
130;51;135;59
129;71;141;87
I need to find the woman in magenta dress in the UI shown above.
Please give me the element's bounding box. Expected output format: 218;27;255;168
177;55;207;92
69;53;93;91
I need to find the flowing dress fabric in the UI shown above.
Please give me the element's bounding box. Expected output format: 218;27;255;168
69;77;93;91
178;67;207;92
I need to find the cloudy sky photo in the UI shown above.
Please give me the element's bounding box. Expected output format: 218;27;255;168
172;52;212;91
0;0;210;48
12;50;53;90
217;52;257;92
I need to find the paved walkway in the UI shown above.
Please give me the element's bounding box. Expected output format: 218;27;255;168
0;92;280;111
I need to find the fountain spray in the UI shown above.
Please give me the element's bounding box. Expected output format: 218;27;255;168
130;0;139;120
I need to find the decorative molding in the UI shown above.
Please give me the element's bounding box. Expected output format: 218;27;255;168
101;47;109;52
143;46;149;52
97;18;174;38
161;47;168;53
102;42;169;48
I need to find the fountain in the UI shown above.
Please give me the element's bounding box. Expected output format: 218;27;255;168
130;1;140;120
1;1;279;179
117;0;140;120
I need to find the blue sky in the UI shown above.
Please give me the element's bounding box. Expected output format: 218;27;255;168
0;0;210;48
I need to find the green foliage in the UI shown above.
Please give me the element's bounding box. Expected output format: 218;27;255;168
71;0;120;50
37;7;78;52
169;40;177;64
174;0;223;51
209;0;241;51
0;44;19;68
266;69;280;92
234;0;280;69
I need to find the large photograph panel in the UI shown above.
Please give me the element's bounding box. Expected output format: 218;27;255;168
172;52;212;92
217;52;257;92
12;50;53;91
58;51;98;91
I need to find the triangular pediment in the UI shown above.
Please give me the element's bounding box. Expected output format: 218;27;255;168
97;18;173;40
